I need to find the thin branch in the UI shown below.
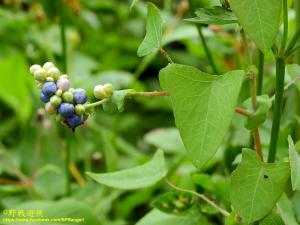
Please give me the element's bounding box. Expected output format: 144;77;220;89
235;107;252;116
164;177;230;217
85;98;109;109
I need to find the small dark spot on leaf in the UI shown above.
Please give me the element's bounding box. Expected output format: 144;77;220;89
263;175;269;179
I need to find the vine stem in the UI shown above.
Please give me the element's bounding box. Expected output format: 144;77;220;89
85;98;109;109
160;49;174;63
268;57;286;162
257;51;264;95
280;0;289;56
235;107;252;116
164;178;230;217
197;25;218;74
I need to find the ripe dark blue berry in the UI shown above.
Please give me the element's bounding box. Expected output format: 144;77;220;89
42;82;57;97
58;103;75;117
66;114;84;128
73;89;87;104
40;92;50;103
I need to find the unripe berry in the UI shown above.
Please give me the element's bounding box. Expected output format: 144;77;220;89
43;62;55;71
73;89;88;104
75;104;85;115
66;114;84;128
42;82;57;97
55;89;63;97
94;84;114;99
58;103;74;117
57;78;70;92
47;67;60;80
40;92;50;103
50;95;62;107
34;68;46;82
46;77;54;82
62;91;73;103
56;114;64;122
60;74;68;79
30;64;42;74
45;102;56;114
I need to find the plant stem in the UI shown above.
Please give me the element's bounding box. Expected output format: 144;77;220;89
196;25;218;74
280;0;289;56
129;91;169;97
160;48;174;63
285;28;300;55
235;107;252;116
59;0;67;73
294;0;300;62
268;57;286;162
241;29;252;65
257;51;264;95
164;178;230;217
85;99;109;109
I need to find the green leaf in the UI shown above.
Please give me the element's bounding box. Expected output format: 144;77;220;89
144;128;185;153
102;89;134;113
288;136;300;191
137;209;212;225
130;0;139;10
277;194;299;225
231;0;281;53
151;191;194;215
259;211;284;225
230;149;290;224
0;54;33;124
286;64;300;92
137;2;163;57
244;95;272;130
185;6;237;25
159;64;244;169
86;150;167;190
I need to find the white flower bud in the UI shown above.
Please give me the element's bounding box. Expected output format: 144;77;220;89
43;62;55;71
47;67;60;81
94;83;114;99
30;64;41;74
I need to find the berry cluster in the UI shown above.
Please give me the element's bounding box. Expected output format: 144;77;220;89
30;62;88;130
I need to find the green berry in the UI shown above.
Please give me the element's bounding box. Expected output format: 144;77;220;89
34;68;46;81
56;114;64;122
56;89;63;97
62;91;73;103
50;95;62;107
46;77;54;82
30;64;41;74
93;83;114;99
75;104;85;115
43;62;54;71
45;102;56;114
47;67;60;80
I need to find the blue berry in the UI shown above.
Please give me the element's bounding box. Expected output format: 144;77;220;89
40;92;50;103
73;89;87;104
58;103;75;117
66;114;84;128
42;82;57;97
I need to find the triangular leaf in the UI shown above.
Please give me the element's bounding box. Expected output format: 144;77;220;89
288;136;300;191
86;150;167;190
230;149;290;224
185;6;237;25
159;64;244;169
231;0;281;53
137;3;163;57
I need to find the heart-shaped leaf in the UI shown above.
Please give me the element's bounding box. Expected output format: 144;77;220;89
230;149;290;224
231;0;281;53
137;2;162;57
159;64;244;169
86;150;167;190
288;136;300;191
